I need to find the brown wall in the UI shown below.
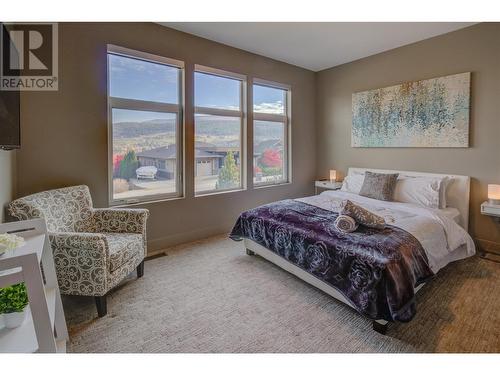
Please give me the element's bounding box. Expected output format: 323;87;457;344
15;22;500;251
315;23;500;247
17;23;316;252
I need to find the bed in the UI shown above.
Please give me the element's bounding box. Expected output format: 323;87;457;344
229;168;476;333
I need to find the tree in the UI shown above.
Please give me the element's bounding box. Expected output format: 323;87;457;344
119;150;139;180
260;149;282;168
216;152;239;189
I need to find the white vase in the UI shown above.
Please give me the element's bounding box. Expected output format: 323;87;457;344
3;309;27;328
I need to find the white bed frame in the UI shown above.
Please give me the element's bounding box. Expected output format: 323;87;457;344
348;168;470;230
243;168;471;334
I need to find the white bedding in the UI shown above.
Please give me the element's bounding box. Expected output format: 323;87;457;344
437;207;461;224
296;190;475;273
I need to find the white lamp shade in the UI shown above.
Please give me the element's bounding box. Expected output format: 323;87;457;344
488;184;500;200
329;170;337;182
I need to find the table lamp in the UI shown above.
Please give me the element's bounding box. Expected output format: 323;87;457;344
329;170;337;183
488;184;500;205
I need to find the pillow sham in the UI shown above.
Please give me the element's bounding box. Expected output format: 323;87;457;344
340;174;364;194
358;171;399;201
340;200;385;229
393;176;452;209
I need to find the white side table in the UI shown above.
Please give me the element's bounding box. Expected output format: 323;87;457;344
315;180;343;194
479;201;500;262
480;201;500;220
0;218;68;353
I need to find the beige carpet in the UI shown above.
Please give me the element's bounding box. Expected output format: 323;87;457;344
64;235;500;353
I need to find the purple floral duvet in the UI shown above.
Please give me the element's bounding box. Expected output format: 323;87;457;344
230;199;434;322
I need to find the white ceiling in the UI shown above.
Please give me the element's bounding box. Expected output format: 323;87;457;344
162;22;475;71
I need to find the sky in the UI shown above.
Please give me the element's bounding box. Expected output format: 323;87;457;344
110;53;285;123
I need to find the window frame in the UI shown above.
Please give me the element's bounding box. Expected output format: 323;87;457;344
252;78;292;187
107;44;185;206
194;64;247;196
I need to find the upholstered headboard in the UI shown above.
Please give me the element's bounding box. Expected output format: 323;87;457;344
347;167;471;230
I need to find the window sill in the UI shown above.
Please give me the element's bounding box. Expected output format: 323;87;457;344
110;195;185;208
253;181;291;190
195;187;246;198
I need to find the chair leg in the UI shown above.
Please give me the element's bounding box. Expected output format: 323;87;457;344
137;260;145;278
95;295;108;317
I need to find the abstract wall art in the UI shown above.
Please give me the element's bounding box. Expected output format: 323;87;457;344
352;72;470;147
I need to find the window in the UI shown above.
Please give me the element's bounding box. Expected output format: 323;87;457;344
194;66;246;195
253;80;290;186
107;45;183;205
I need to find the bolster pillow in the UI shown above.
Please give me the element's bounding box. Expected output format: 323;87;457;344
333;214;359;233
340;200;386;229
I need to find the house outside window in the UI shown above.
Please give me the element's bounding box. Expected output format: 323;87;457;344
194;65;246;195
253;79;291;186
107;45;184;205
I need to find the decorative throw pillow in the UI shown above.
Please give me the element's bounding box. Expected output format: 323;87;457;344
359;171;399;201
340;200;385;229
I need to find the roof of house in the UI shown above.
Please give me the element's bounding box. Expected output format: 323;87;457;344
137;144;224;160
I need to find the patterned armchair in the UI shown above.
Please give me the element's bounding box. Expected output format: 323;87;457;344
8;185;149;317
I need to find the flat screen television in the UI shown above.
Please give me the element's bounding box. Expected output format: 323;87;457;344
0;90;20;150
0;23;20;150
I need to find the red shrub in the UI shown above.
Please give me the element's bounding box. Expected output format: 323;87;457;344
113;154;124;176
260;149;282;168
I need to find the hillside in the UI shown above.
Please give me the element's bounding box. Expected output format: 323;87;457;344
113;116;283;140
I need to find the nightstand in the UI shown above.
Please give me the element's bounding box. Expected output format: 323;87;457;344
481;201;500;220
479;201;500;262
315;180;342;194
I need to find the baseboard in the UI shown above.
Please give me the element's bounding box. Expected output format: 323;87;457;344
146;221;234;255
475;238;500;255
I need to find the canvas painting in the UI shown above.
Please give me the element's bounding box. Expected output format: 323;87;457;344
352;72;470;147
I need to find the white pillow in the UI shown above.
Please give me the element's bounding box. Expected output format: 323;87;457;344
341;174;364;194
341;173;452;209
394;176;450;209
